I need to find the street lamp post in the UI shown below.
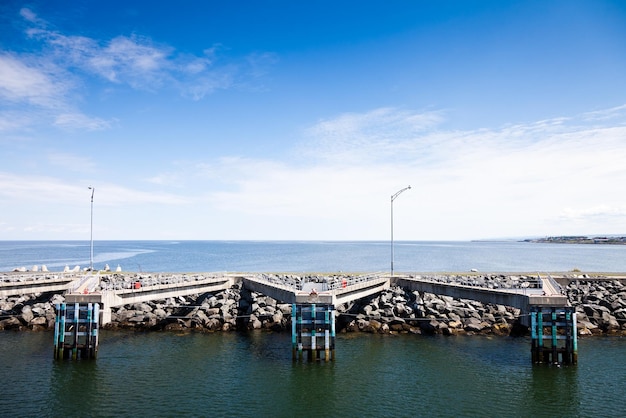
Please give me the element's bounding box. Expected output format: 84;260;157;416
88;186;95;271
391;185;411;276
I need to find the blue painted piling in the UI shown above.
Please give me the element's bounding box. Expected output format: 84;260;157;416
530;306;577;365
530;311;537;363
59;303;66;356
537;310;544;363
53;302;99;360
72;303;79;360
292;303;335;362
572;312;578;364
291;303;297;360
91;303;99;359
310;304;316;361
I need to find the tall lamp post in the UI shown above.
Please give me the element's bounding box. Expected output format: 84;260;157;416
88;186;95;271
391;185;411;276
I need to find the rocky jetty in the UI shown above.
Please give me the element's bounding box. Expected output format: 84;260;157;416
335;285;521;336
2;273;626;336
103;282;292;332
0;292;64;331
566;279;626;335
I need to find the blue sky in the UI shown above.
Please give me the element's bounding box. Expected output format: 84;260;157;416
2;0;626;241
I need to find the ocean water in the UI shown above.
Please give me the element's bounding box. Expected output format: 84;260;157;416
2;240;626;417
2;239;626;273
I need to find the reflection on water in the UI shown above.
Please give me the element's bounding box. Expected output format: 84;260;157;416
50;361;101;414
526;366;580;417
1;332;626;417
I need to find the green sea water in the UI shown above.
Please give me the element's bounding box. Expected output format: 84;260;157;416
1;331;625;417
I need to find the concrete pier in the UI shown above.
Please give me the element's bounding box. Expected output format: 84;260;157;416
0;270;590;364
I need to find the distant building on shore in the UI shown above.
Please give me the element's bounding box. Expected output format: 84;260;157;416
525;236;626;245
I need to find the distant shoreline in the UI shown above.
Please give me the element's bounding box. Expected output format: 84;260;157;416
525;236;626;245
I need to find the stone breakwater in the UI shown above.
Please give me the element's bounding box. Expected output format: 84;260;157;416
1;273;626;336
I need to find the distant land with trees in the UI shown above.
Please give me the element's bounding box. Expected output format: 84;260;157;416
525;236;626;245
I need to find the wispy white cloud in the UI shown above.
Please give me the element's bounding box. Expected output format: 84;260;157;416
0;172;85;202
20;8;269;96
53;113;111;131
302;107;445;164
25;21;173;90
164;106;626;239
46;152;97;172
0;221;15;233
246;52;279;79
303;106;626;175
3;104;626;240
22;223;86;234
0;53;68;107
0;111;34;132
0;172;190;206
553;205;626;236
559;205;626;221
179;67;236;100
581;104;626;123
0;51;109;131
3;10;252;136
84;35;171;89
1;7;275;133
